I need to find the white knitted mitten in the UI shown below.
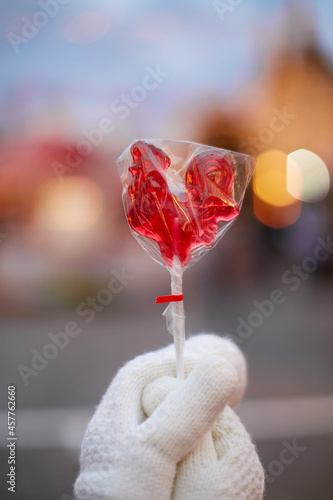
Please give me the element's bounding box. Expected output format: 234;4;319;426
74;334;264;500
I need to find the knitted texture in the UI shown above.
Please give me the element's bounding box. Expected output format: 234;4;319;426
74;334;264;500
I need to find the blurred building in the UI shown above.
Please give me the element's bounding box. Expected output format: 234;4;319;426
200;1;333;167
197;1;332;283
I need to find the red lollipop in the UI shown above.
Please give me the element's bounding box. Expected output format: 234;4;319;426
118;139;256;378
126;141;240;267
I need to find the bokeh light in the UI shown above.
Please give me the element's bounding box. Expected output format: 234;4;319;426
36;176;103;232
0;163;20;217
287;149;330;203
253;149;302;228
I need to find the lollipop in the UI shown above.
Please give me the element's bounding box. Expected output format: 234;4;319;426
117;139;256;378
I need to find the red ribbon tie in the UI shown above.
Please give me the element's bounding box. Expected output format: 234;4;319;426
155;294;183;304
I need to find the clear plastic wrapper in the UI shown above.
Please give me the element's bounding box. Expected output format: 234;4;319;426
117;139;256;378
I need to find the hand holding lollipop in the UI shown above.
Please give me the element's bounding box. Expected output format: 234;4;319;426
74;141;264;500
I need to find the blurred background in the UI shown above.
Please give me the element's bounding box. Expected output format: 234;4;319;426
1;0;333;498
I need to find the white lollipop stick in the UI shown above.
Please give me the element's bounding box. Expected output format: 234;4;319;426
163;256;185;379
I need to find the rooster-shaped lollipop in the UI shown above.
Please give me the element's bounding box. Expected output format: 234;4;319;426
118;140;256;377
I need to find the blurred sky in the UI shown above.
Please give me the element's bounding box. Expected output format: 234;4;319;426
1;0;333;143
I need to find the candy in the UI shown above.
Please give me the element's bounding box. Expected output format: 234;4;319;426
118;139;256;379
126;140;239;267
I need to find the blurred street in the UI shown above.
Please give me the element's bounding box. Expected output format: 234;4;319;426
1;251;333;498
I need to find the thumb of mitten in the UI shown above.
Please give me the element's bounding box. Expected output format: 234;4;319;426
140;355;238;463
142;376;179;417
